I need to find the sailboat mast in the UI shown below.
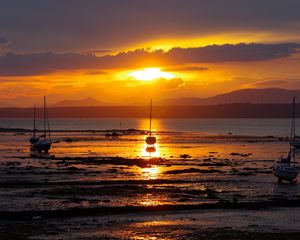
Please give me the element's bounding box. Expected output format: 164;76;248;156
33;104;36;137
46;98;51;139
44;96;46;140
290;97;296;145
149;99;152;136
293;97;296;139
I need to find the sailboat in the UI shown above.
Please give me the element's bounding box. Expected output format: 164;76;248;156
29;104;39;144
273;149;299;183
273;97;299;183
30;96;52;155
145;99;156;153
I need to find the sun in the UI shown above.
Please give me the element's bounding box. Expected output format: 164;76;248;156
129;68;175;81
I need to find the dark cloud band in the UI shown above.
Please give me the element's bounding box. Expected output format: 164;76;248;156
0;43;299;76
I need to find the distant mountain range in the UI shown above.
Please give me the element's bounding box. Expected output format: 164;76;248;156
159;88;300;105
0;101;15;108
0;103;298;118
2;88;300;108
54;97;106;107
54;88;300;107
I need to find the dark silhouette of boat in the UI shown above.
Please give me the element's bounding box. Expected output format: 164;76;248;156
30;96;52;155
273;97;299;183
145;99;156;153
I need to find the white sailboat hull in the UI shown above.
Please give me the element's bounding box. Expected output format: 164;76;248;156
273;162;299;181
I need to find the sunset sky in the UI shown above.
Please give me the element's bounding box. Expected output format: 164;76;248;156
1;0;300;107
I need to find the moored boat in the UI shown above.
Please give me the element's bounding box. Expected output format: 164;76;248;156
273;151;299;183
273;97;299;183
30;96;52;155
145;99;157;153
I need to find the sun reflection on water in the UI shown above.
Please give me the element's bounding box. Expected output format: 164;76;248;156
138;163;164;205
138;118;161;133
140;193;163;206
141;165;160;180
141;143;160;158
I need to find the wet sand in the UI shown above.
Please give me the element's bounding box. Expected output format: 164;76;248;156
1;208;300;239
0;130;300;239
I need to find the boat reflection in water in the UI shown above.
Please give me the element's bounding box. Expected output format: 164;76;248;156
146;145;156;153
141;142;160;158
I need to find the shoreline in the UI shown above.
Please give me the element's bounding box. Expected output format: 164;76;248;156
1;199;300;220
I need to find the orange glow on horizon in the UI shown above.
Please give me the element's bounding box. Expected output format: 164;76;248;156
3;33;300;107
123;31;300;52
129;68;176;81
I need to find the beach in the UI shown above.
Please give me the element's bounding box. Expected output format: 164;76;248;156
0;118;300;239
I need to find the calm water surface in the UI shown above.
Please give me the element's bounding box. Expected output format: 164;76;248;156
0;118;297;135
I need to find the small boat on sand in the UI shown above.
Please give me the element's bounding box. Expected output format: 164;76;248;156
30;96;52;156
145;99;156;153
273;150;299;183
273;97;299;183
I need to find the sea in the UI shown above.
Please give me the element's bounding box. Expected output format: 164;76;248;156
0;117;296;135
